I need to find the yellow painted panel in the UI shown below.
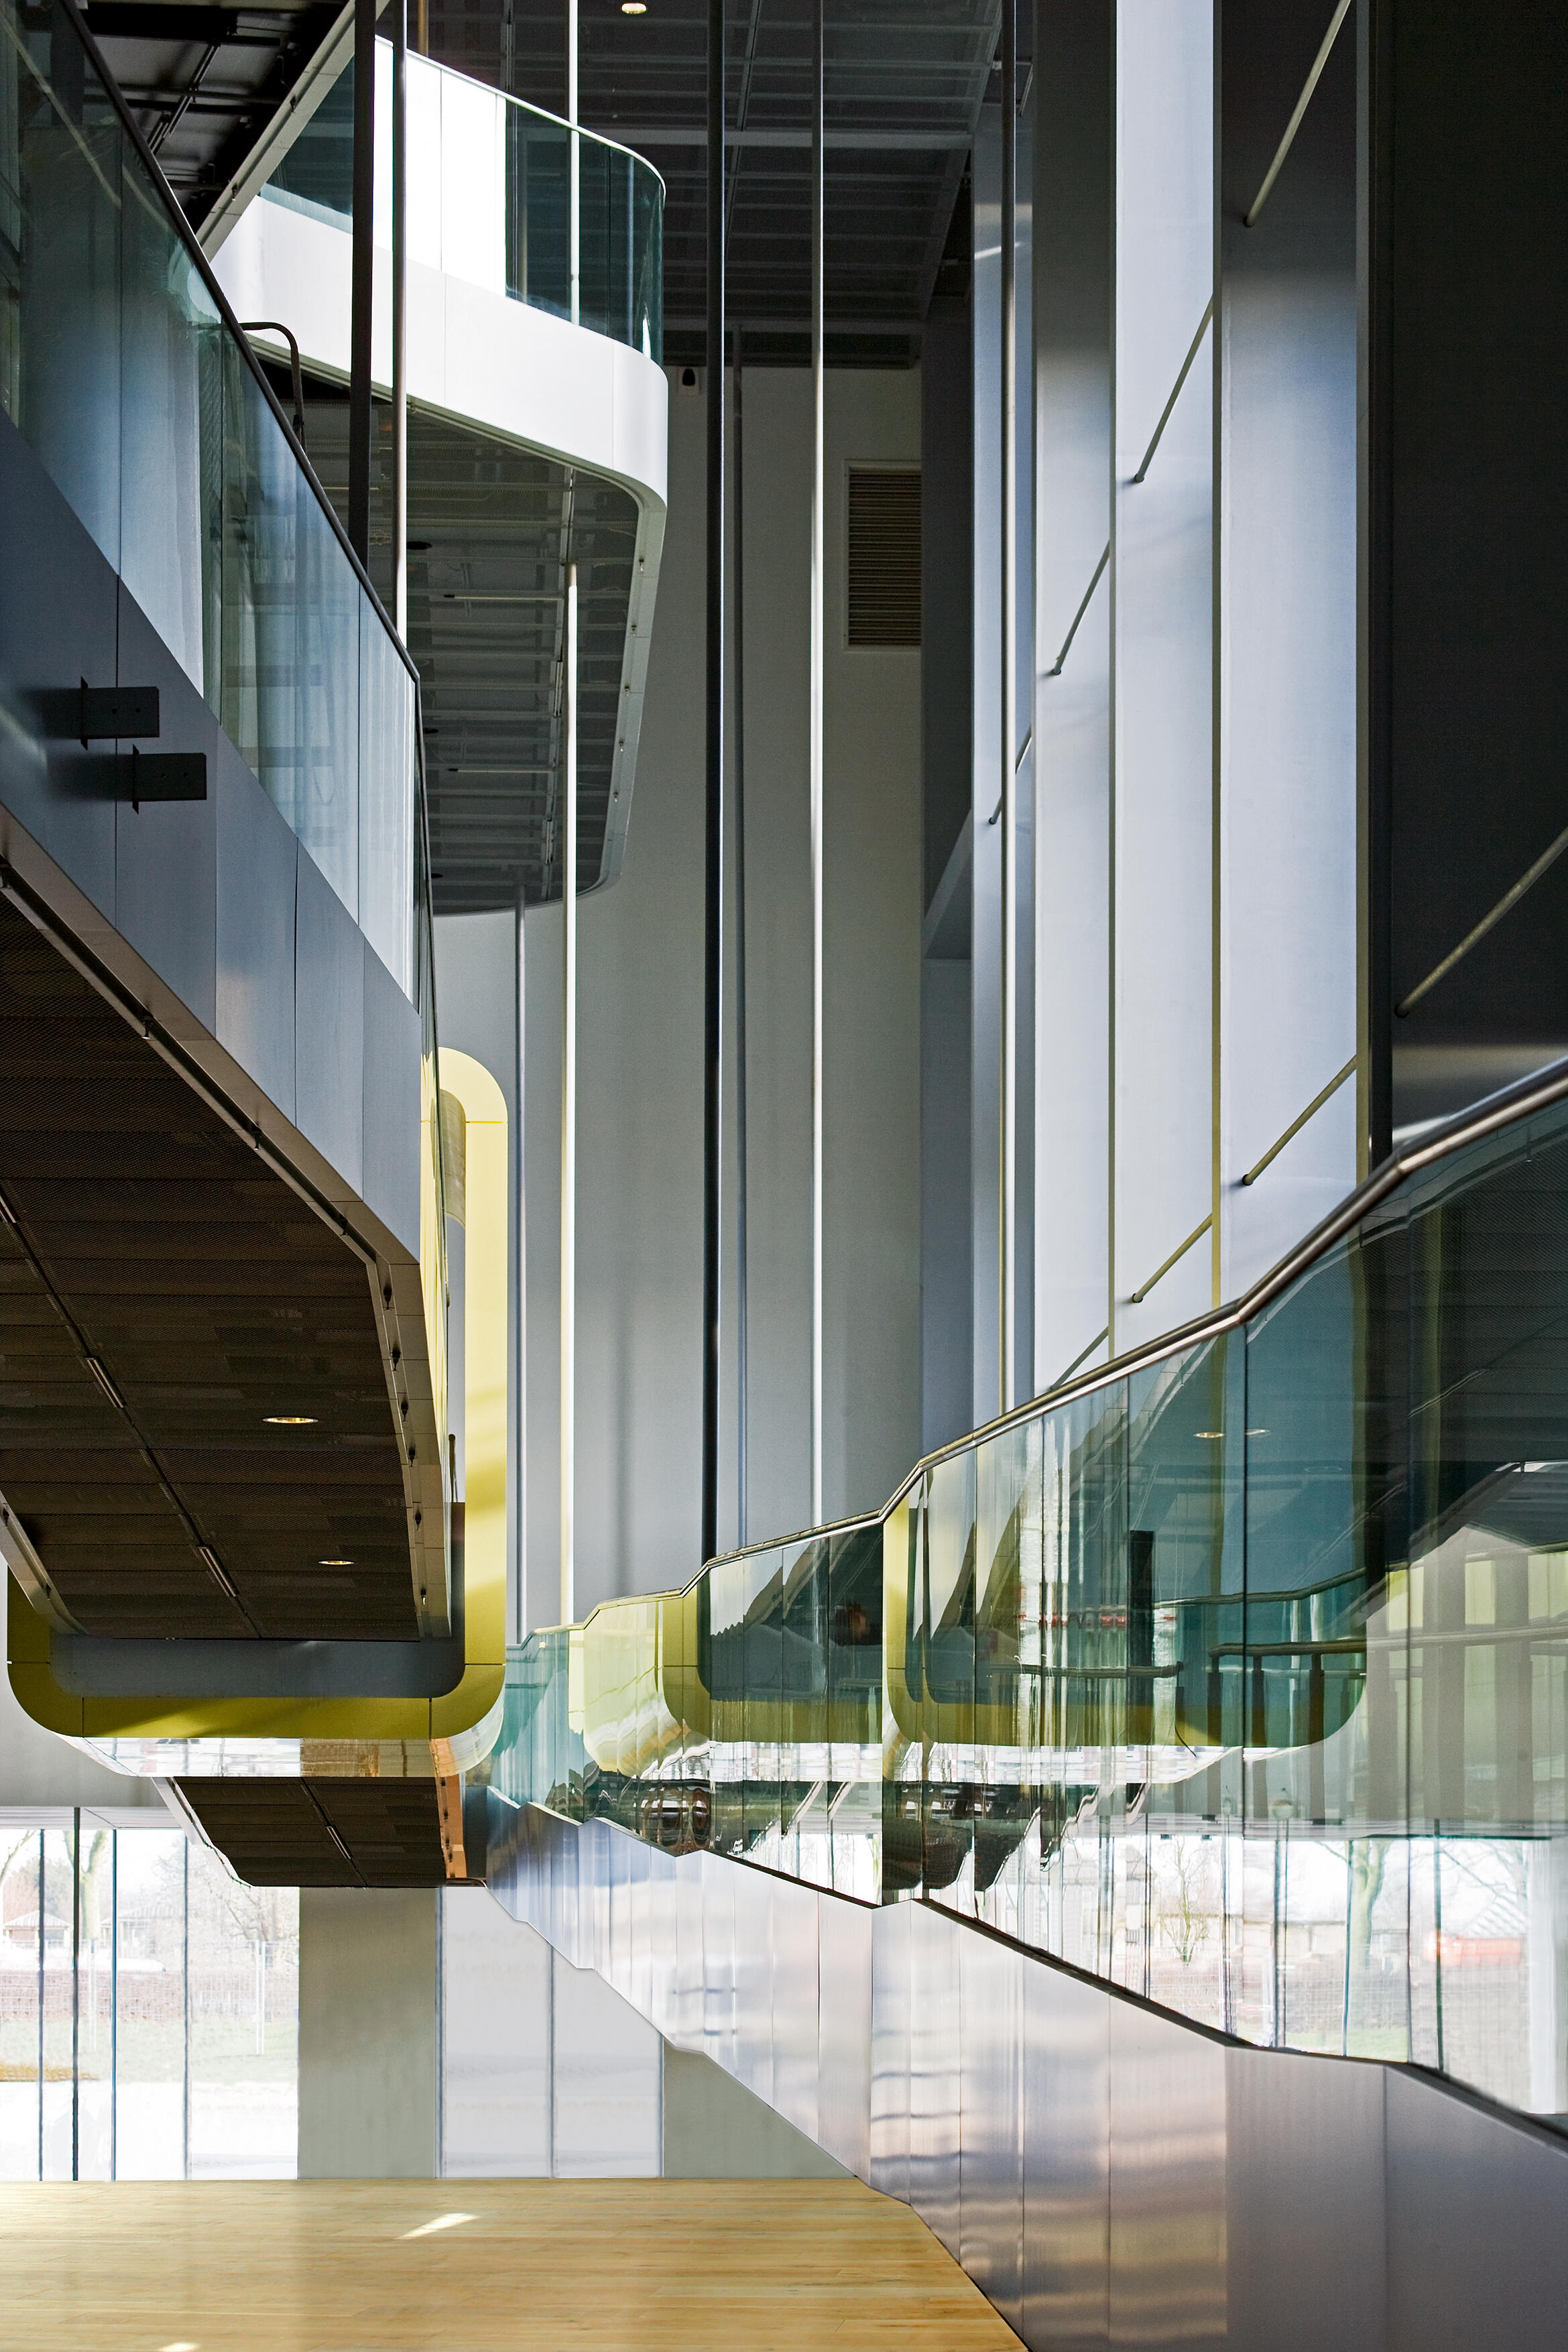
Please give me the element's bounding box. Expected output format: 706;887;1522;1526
79;1694;432;1742
438;1049;508;1673
10;1662;83;1736
430;1661;505;1739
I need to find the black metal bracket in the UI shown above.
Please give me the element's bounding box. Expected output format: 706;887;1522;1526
79;681;159;744
69;683;206;807
125;748;207;811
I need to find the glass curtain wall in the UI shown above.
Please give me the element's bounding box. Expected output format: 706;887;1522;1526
0;1815;298;2181
491;1080;1568;2127
0;0;419;994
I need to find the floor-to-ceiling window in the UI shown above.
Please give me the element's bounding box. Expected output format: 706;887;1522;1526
0;1812;297;2180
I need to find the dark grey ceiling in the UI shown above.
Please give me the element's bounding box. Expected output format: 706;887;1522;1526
0;892;416;1641
429;0;996;366
177;1774;451;1883
80;0;345;221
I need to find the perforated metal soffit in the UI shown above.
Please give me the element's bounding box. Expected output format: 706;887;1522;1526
78;0;346;218
176;1776;445;1885
0;896;414;1641
284;387;638;917
431;0;996;369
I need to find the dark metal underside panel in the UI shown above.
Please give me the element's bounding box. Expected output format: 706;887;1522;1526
0;894;416;1641
82;0;345;225
292;382;640;915
178;1773;446;1884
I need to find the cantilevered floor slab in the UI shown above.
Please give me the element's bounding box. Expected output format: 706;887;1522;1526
1;2178;1021;2351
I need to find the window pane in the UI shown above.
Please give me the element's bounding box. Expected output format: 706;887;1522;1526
188;1843;297;2179
115;1828;186;2180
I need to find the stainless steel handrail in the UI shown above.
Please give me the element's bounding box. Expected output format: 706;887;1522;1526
1244;0;1355;229
1396;819;1568;1016
546;1041;1568;1615
501;78;668;198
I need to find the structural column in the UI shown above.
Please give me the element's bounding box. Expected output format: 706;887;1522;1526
347;0;376;563
808;0;825;1525
560;566;577;1626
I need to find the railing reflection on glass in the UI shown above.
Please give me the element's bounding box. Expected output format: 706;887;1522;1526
492;1065;1568;2127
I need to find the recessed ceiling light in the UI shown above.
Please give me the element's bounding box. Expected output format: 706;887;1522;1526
264;1414;317;1425
621;3;647;12
319;1557;355;1567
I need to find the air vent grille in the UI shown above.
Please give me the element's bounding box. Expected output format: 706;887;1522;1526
847;468;921;648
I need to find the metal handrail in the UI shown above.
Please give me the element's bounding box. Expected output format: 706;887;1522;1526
499;76;668;199
513;1040;1568;1641
1244;0;1355;229
60;0;418;695
1396;819;1568;1016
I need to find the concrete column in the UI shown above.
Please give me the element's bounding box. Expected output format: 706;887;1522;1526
298;1888;438;2178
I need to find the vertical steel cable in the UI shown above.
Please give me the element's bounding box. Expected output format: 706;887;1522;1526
702;0;727;1565
999;0;1018;1414
347;0;376;563
560;565;578;1626
733;322;749;1545
391;0;408;638
809;0;825;1525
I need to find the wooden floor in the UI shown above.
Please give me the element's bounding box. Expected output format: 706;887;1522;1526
0;2177;1023;2351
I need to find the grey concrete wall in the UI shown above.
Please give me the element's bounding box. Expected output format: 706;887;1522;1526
521;368;922;1626
298;1887;438;2177
663;2048;847;2180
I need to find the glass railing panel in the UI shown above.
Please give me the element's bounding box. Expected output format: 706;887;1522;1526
1399;1101;1568;2107
741;1545;785;1861
121;161;221;695
1125;1340;1241;2026
265;59;353;219
826;1521;882;1898
1;0;421;1001
504;105;570;320
489;1077;1568;2123
361;611;416;991
1;10;125;573
1243;1216;1410;2058
776;1535;830;1886
259;51;662;361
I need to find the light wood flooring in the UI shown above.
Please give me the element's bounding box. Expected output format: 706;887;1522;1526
0;2177;1024;2350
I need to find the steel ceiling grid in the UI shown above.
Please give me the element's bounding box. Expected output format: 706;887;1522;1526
466;1;999;363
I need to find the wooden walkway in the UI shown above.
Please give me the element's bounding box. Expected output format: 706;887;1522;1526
0;2177;1023;2351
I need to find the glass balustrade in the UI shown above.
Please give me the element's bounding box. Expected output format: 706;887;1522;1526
261;46;664;362
492;1072;1568;2125
0;0;420;998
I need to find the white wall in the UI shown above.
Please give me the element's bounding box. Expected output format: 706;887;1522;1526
439;1885;847;2178
521;368;922;1625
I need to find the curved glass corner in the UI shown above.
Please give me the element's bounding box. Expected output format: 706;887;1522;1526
493;1075;1568;2127
262;48;664;363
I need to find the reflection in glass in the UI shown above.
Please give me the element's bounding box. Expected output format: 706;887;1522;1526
0;1819;297;2181
0;0;420;996
493;1085;1568;2125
